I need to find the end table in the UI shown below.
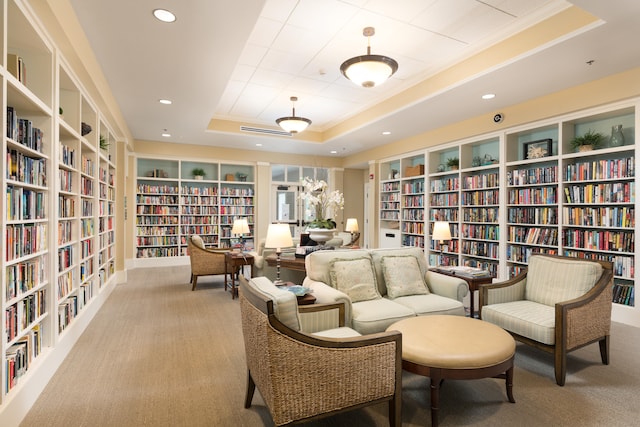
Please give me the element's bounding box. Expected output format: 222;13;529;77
225;252;254;299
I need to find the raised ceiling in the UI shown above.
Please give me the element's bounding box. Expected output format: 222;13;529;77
68;0;640;160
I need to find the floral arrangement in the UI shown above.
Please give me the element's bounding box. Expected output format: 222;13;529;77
299;177;344;229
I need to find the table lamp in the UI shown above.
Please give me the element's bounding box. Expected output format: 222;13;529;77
345;218;360;247
431;221;452;259
265;223;294;284
231;218;250;250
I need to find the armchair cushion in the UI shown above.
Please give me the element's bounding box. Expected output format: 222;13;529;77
191;234;205;249
525;256;603;306
382;255;429;298
329;257;381;303
481;300;555;344
249;277;300;331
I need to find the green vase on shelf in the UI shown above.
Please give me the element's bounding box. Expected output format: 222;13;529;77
609;124;625;147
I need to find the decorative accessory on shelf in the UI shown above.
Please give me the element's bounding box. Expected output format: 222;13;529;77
231;218;250;250
340;27;398;88
609;124;625;147
264;223;294;284
432;221;452;257
345;218;360;247
570;129;603;152
81;122;92;136
276;96;311;134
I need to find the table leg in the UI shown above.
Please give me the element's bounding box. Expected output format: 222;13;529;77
430;371;442;427
469;289;475;318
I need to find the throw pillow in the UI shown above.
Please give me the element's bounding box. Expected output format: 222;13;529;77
329;257;380;303
191;234;205;249
381;255;429;299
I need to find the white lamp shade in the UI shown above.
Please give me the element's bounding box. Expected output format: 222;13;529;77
276;116;311;133
265;223;293;250
345;218;359;233
432;221;452;243
341;57;396;88
231;218;250;235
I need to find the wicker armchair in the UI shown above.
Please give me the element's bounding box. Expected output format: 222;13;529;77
239;276;402;426
479;254;613;385
187;235;228;291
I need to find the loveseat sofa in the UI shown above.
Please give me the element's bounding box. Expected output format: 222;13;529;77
303;247;469;334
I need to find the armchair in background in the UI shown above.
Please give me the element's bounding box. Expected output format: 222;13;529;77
187;235;229;291
239;276;402;426
479;254;613;385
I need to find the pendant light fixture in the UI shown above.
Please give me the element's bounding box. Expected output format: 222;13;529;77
276;96;312;134
340;27;398;88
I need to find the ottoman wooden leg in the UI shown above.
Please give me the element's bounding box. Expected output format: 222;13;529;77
506;365;515;403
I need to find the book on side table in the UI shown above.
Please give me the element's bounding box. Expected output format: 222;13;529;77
434;265;492;278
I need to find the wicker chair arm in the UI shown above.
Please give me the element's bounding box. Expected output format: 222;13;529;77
557;264;613;350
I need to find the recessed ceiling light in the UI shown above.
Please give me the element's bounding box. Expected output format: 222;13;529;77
330;150;338;154
255;143;262;147
382;131;391;135
153;9;176;23
159;99;172;105
162;133;171;137
482;93;496;100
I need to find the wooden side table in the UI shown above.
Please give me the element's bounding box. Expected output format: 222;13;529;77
429;268;493;318
225;252;254;299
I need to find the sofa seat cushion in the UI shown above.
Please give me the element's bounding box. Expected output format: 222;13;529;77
330;257;381;303
381;255;429;298
525;256;603;306
312;327;362;339
351;298;415;334
393;294;466;317
481;300;555;345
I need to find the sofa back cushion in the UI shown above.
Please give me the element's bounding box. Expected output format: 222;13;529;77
381;255;430;298
370;247;429;295
329;257;381;303
525;255;603;306
306;249;371;285
248;277;300;331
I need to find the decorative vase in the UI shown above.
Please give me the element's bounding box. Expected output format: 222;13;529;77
609;124;625;147
578;145;593;152
307;228;335;245
194;175;204;180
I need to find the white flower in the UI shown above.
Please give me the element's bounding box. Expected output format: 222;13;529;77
299;177;344;228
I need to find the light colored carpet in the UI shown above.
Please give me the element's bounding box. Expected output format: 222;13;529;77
20;266;640;426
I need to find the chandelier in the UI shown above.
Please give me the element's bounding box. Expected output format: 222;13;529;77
340;27;398;88
276;96;312;133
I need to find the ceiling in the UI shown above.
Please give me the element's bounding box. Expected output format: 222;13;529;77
68;0;640;162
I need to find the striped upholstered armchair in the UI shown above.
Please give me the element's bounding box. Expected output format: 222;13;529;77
479;254;613;385
239;276;402;426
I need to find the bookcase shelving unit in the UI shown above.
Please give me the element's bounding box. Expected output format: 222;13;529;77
378;159;402;248
459;137;501;277
427;146;460;266
135;158;256;261
505;124;560;278
400;155;425;248
375;101;638;327
2;1;120;418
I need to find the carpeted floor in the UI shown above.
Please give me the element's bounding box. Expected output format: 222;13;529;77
20;266;640;426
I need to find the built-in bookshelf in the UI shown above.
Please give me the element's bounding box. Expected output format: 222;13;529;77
135;158;255;258
1;1;119;418
377;102;638;326
400;155;425;248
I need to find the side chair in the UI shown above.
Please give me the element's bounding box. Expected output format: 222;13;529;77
187;235;228;291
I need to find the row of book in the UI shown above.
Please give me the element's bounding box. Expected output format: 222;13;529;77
508;166;558;186
6;186;46;221
564;157;635;181
137;184;180;194
6;223;47;261
462;207;499;223
430;176;460;192
613;284;634;306
562;206;634;228
7;149;47;186
563;250;634;279
402;181;424;194
508;226;559;246
6;325;42;394
6;290;46;342
508;187;558;205
508;206;557;225
5;259;45;301
562;229;635;253
7;108;43;152
461;189;499;205
461;172;500;190
564;182;634;204
461;224;499;241
460;241;499;258
137;195;179;204
402;195;423;207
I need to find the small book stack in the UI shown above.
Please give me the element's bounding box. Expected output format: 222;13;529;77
438;266;491;278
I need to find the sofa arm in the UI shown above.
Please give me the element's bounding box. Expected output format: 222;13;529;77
302;278;353;327
298;303;346;333
425;271;469;302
